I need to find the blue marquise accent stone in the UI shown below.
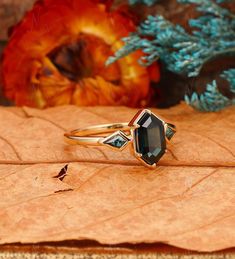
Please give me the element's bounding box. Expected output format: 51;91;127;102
134;112;166;165
104;132;129;149
166;124;176;140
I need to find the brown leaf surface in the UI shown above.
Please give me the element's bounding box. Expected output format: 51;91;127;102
0;103;234;252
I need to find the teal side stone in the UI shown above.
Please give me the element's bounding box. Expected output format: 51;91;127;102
166;125;176;140
104;133;129;149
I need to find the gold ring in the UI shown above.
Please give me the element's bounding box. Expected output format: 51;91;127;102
64;109;176;168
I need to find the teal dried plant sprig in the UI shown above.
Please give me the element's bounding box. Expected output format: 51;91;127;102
185;70;235;111
128;0;158;5
107;0;235;111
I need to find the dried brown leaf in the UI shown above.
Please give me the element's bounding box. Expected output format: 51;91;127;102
0;103;234;252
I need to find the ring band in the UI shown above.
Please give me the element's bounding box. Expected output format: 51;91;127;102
64;109;176;168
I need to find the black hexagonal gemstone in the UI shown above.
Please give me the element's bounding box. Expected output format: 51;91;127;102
134;112;166;165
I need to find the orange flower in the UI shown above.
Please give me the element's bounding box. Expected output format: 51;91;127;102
2;0;159;107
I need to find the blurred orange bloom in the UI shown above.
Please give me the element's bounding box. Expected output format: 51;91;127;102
2;0;159;107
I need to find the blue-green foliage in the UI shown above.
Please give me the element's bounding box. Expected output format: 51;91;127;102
185;69;235;111
221;68;235;93
128;0;158;5
128;0;230;6
107;0;235;111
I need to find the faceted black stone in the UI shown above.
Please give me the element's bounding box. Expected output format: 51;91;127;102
134;112;166;165
104;132;128;149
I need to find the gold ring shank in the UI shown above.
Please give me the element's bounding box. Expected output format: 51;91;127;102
64;121;176;146
64;123;131;146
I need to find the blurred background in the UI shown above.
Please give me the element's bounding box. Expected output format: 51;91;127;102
0;0;234;108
